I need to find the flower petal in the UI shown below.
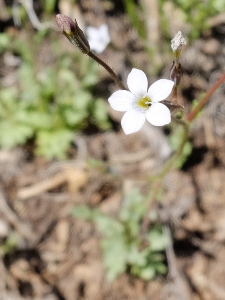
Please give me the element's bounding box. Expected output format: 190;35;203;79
146;103;171;126
108;90;136;111
121;108;146;134
99;24;110;43
90;40;106;54
86;25;110;53
86;26;98;39
147;79;174;102
127;68;148;97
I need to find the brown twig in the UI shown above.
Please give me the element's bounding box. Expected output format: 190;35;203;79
17;169;88;200
187;73;225;122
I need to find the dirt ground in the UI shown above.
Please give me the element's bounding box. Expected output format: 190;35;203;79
0;1;225;299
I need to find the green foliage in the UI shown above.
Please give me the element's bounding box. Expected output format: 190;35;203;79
160;0;225;40
0;33;11;53
122;0;147;39
123;0;223;45
36;129;75;159
0;33;110;159
169;125;192;168
191;92;206;118
42;0;57;13
0;234;18;255
72;188;167;281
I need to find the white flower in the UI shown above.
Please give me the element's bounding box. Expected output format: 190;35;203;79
108;68;174;135
86;24;110;54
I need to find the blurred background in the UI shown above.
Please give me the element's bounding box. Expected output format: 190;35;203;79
0;0;225;299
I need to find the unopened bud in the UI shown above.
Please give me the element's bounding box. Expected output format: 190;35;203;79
56;14;90;54
170;61;183;85
171;31;186;60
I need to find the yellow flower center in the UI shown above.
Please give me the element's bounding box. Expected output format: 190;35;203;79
137;96;152;110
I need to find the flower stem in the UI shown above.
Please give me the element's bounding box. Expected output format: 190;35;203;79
141;73;225;235
141;120;189;235
88;51;127;90
187;73;225;122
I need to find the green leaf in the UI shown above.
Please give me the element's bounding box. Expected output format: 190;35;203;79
72;205;94;220
130;262;156;280
0;235;17;255
127;245;147;267
36;129;74;159
101;234;128;281
39;68;56;99
130;251;167;280
147;228;168;252
57;69;79;93
153;261;167;274
0;88;18;116
120;188;146;223
93;99;111;130
43;0;57;13
72;205;127;281
19;64;40;103
0;33;10;52
82;71;99;87
95;214;123;236
123;0;146;39
72;205;123;235
169;125;193;168
212;0;225;10
16;111;53;129
0;121;33;148
63;108;88;127
72;91;92;110
138;266;156;280
191;93;206;118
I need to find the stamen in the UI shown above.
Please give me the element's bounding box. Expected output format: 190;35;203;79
137;96;152;109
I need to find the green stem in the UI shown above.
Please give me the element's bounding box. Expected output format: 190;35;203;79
157;121;189;179
141;121;189;235
88;51;127;90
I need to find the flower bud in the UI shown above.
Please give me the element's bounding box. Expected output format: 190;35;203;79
171;31;186;61
170;61;183;85
56;14;90;54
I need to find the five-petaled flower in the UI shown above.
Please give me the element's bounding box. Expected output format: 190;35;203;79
108;68;174;134
86;24;110;54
